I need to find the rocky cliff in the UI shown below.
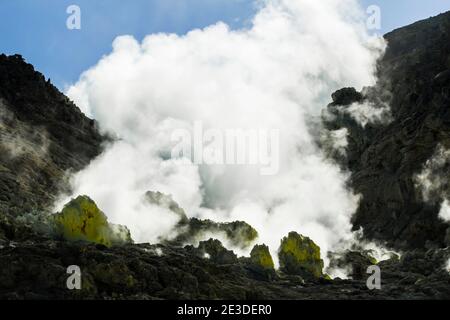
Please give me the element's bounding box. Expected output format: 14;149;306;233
324;11;450;250
0;54;105;218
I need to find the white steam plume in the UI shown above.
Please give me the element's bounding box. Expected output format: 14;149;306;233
341;101;392;128
59;0;385;267
439;200;450;222
415;144;450;223
0;99;50;160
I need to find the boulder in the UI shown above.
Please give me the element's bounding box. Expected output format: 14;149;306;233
278;232;324;278
250;244;275;269
331;87;363;106
53;195;132;247
247;244;276;281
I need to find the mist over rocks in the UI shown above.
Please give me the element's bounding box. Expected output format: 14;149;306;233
173;217;259;250
323;11;450;250
145;190;259;249
144;191;190;225
327;250;379;281
187;238;239;265
0;54;105;217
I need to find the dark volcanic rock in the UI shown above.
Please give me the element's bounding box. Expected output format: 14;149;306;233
246;244;276;281
323;12;450;250
0;54;105;217
331;87;363;106
0;238;448;300
328;250;379;281
187;238;239;265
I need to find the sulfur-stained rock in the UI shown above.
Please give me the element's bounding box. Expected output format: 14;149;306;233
278;232;324;278
248;244;276;281
250;244;275;270
53;195;132;247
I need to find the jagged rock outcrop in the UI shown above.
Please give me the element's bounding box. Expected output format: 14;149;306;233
323;11;450;249
247;244;276;281
53;196;132;247
250;244;275;270
278;232;324;279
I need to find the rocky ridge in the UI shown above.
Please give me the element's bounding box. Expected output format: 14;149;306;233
323;11;450;250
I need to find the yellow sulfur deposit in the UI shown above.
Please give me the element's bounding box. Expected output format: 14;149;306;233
278;231;324;278
53;195;132;246
250;244;275;270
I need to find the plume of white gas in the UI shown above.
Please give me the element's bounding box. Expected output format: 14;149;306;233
59;0;386;267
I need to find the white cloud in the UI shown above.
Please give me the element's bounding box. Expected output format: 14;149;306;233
60;0;385;266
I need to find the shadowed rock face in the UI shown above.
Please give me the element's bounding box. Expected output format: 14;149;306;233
0;54;105;216
0;239;448;300
324;12;450;250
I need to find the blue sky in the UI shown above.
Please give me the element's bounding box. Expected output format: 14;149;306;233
0;0;449;89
